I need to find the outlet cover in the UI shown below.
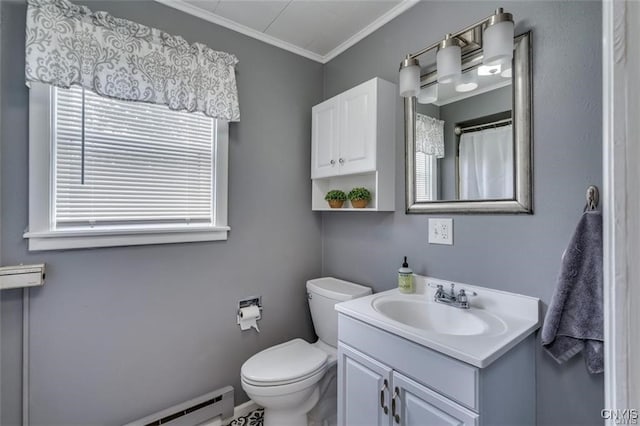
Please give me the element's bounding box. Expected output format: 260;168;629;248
428;218;453;245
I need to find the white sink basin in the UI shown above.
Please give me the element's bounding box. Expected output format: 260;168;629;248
335;276;541;367
372;296;506;336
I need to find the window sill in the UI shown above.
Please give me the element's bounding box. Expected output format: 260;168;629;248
23;226;230;251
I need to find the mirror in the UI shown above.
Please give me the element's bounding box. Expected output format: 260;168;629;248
405;32;531;214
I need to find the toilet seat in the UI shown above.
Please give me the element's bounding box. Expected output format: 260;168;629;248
241;338;328;387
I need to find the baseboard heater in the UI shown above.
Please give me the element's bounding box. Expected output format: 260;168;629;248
123;386;234;426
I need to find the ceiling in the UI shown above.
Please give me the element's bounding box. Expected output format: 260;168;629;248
155;0;419;63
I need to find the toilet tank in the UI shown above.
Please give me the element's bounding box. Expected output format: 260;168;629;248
306;277;371;348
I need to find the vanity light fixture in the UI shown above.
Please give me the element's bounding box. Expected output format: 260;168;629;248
454;72;479;93
398;7;514;98
478;63;501;76
437;35;462;84
417;84;438;104
483;8;514;65
399;55;421;97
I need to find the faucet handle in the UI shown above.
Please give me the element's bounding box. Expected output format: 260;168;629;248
456;288;477;308
457;288;478;297
428;283;444;300
457;289;478;306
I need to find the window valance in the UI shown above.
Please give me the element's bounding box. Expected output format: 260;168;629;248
25;0;240;121
415;114;444;158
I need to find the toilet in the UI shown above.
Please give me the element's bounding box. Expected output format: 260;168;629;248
241;277;371;426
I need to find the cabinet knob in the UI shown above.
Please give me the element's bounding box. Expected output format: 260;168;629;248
339;158;345;164
330;159;336;165
380;379;389;415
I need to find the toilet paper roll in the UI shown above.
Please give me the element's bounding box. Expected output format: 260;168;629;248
238;305;261;332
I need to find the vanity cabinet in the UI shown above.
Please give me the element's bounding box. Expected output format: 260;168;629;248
339;344;478;426
311;77;396;211
337;314;535;426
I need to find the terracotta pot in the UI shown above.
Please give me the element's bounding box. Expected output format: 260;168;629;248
328;199;345;208
351;199;369;208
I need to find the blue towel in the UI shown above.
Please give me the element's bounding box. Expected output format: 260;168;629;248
541;211;604;374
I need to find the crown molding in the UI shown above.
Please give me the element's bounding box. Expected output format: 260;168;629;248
322;0;420;62
154;0;325;62
154;0;419;64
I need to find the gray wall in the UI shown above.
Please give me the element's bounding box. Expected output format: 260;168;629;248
322;1;604;425
0;0;605;425
0;1;323;424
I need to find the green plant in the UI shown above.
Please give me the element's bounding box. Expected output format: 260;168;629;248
348;187;371;201
324;189;347;201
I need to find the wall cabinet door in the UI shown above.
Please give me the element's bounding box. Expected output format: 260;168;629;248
311;79;378;179
392;372;479;426
338;80;376;175
338;344;392;426
311;97;340;179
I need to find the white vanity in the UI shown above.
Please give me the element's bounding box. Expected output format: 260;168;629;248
335;276;540;426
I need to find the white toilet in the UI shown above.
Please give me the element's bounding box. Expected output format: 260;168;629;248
241;277;371;426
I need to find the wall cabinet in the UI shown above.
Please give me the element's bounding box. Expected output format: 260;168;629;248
311;78;396;211
337;315;536;426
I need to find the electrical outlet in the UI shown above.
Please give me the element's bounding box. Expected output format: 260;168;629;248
428;218;453;245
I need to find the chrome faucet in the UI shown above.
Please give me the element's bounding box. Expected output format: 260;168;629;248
431;283;477;309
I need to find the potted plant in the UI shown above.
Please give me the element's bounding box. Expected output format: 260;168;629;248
348;187;372;208
324;189;347;208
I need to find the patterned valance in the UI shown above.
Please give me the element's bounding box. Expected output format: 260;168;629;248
416;114;444;158
25;0;240;121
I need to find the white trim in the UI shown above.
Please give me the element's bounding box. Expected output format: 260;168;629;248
231;400;259;420
25;83;230;251
24;228;229;251
603;0;640;417
153;0;324;62
0;2;3;422
153;0;419;64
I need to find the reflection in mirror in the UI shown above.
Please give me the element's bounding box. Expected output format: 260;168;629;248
415;64;513;202
405;32;531;214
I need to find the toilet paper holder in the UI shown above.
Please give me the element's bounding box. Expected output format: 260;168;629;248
237;296;262;321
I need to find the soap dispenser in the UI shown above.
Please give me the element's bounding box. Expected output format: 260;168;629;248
398;256;414;294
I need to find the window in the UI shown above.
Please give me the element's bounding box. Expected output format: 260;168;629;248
415;152;438;202
25;83;229;251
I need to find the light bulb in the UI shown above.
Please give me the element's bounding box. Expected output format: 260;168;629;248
455;73;478;93
399;57;420;98
483;9;514;66
478;64;502;76
418;85;438;104
437;35;462;84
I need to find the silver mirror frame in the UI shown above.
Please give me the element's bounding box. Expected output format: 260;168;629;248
405;32;532;214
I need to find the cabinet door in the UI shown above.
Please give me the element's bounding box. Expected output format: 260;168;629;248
311;97;340;179
338;79;377;175
338;343;392;426
391;372;479;426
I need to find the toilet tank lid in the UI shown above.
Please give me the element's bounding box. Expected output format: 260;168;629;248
306;277;372;301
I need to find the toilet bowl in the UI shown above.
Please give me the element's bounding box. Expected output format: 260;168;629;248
241;277;371;426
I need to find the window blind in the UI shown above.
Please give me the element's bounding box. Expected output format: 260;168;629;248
415;152;434;202
53;86;215;228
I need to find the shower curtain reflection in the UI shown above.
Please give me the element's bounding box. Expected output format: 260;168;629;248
459;125;514;200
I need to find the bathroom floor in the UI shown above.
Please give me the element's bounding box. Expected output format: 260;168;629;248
225;408;264;426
